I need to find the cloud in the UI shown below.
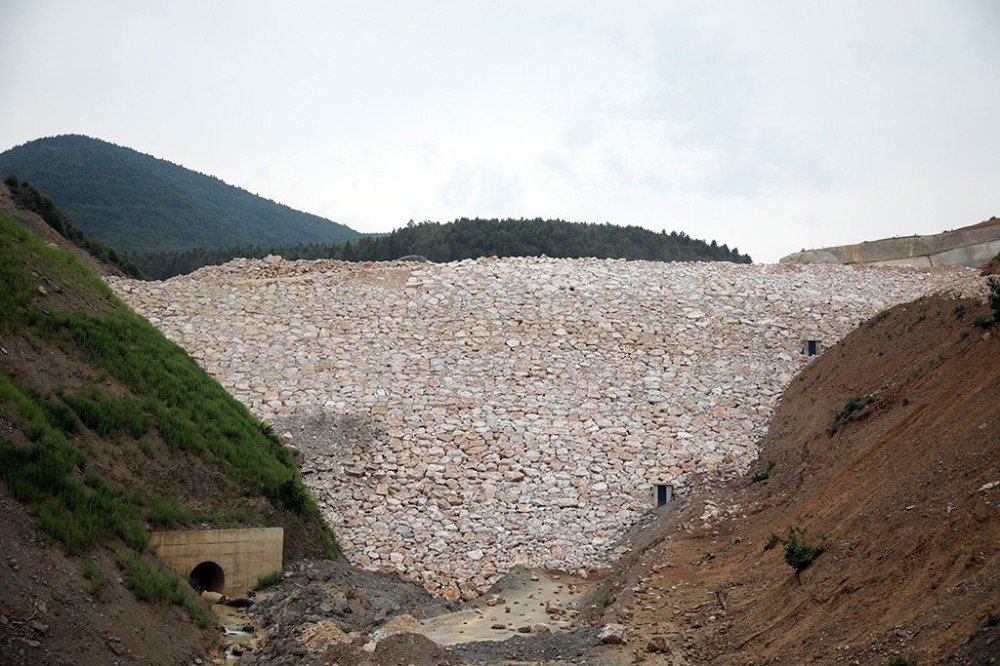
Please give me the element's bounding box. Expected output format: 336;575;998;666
0;1;997;262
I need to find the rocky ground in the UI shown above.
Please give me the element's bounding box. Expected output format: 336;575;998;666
108;257;983;599
237;559;610;665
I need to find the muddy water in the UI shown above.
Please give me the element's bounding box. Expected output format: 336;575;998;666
211;602;258;664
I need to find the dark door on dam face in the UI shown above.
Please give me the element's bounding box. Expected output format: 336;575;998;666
656;484;671;507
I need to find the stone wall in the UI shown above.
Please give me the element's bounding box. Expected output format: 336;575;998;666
109;257;983;599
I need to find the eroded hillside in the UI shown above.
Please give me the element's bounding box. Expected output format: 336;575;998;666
590;292;1000;664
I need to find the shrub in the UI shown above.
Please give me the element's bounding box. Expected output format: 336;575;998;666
988;277;1000;323
750;460;776;484
971;277;1000;329
866;309;891;327
780;526;827;572
763;532;780;551
829;395;873;433
886;657;912;666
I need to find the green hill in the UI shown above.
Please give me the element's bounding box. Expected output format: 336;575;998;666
0;203;336;661
3;174;144;278
0;134;361;261
138;217;752;279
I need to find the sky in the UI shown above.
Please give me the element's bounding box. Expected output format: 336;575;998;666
1;1;998;262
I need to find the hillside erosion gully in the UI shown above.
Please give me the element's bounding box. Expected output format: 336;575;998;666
107;256;985;600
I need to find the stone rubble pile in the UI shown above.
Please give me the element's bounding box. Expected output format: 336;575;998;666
107;256;983;599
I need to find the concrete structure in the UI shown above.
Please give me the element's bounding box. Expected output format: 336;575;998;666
149;527;283;595
780;219;1000;268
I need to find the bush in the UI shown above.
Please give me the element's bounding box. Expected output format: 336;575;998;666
780;526;827;572
829;395;873;433
750;460;776;484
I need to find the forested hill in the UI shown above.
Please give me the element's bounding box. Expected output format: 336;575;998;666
0;134;361;257
137;217;751;279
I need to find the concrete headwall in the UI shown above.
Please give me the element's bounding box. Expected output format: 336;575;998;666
150;527;283;595
780;219;1000;268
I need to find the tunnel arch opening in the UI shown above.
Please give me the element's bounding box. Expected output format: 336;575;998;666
189;561;225;593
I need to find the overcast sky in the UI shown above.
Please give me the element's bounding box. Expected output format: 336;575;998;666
1;1;997;262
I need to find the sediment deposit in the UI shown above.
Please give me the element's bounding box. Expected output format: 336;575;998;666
108;257;982;598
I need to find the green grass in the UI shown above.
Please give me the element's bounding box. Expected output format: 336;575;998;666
147;497;198;528
0;208;338;624
0;211;113;331
35;307;311;511
254;569;284;590
83;558;111;600
0;209;332;532
62;389;151;438
0;374;149;554
116;552;209;628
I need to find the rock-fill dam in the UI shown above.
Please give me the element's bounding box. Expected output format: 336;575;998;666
108;257;981;599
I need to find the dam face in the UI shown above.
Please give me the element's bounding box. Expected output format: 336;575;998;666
110;257;981;598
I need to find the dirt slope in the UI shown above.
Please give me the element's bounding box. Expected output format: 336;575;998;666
594;294;999;665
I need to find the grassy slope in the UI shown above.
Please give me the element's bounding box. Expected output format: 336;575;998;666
0;134;361;256
0;209;336;639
